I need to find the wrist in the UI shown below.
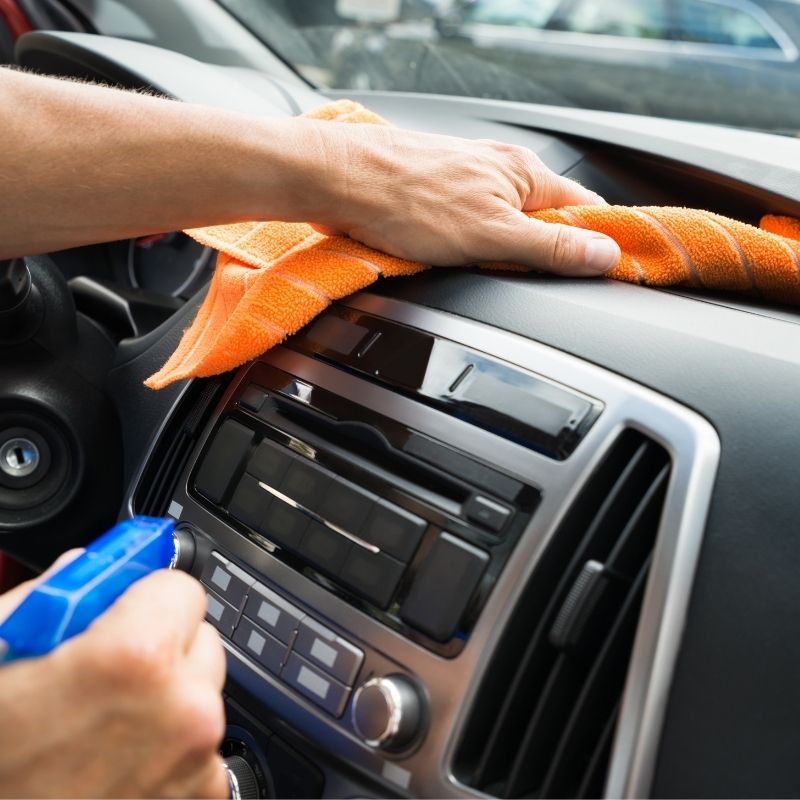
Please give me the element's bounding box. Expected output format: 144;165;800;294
231;116;345;225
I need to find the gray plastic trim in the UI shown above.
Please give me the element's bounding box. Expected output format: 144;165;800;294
148;294;719;798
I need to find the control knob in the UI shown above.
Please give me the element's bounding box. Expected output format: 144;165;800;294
351;674;423;750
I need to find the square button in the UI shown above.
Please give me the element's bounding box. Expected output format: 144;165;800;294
360;500;427;562
293;617;363;686
243;583;304;643
261;501;309;551
281;653;350;717
200;552;254;611
281;460;331;510
233;617;287;675
248;441;294;488
317;481;373;533
300;522;352;576
228;474;271;531
205;589;239;637
339;547;405;609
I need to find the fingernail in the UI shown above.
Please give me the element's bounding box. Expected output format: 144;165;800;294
585;236;620;273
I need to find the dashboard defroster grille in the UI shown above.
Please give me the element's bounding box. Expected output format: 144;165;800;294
453;429;671;798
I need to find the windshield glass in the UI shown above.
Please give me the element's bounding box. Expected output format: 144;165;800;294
212;0;800;136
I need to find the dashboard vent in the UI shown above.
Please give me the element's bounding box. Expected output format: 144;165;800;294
134;378;225;516
453;429;671;798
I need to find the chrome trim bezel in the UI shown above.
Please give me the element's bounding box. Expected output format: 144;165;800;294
344;295;720;799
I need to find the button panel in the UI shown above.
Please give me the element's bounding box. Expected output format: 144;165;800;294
201;551;364;718
221;437;436;613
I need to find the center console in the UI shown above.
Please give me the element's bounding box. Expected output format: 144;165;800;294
128;293;718;798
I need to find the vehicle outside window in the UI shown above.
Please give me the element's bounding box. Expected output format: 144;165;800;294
53;0;800;136
674;0;781;48
555;0;672;40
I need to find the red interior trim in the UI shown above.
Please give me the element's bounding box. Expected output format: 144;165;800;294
0;0;33;40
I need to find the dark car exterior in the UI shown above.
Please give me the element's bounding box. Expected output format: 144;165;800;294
433;0;800;133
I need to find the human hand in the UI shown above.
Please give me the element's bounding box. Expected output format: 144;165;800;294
0;563;227;798
305;121;620;275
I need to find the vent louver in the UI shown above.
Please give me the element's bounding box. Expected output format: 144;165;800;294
454;429;671;798
134;379;225;516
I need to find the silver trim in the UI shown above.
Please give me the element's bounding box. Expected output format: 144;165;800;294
256;480;380;554
223;760;242;800
352;677;403;748
345;295;720;799
156;294;720;799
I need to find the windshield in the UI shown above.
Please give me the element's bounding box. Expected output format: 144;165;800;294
211;0;800;136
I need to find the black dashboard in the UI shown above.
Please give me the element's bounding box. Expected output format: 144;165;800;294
9;30;800;800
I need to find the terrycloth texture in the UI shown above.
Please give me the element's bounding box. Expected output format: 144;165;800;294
145;100;800;389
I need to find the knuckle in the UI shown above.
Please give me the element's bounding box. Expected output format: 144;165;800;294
90;633;175;691
548;226;579;269
175;690;225;757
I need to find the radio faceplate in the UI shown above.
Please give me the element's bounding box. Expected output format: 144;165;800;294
188;356;541;656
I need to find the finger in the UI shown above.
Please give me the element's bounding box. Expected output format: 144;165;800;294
309;222;346;237
524;169;608;211
0;549;84;622
185;621;227;691
189;754;231;800
502;214;621;276
91;569;207;655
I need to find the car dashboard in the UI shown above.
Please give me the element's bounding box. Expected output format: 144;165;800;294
8;30;800;800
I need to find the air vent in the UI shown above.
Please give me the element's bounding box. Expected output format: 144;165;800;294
134;378;225;516
453;429;671;798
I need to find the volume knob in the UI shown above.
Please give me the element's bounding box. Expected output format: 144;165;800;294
352;674;422;750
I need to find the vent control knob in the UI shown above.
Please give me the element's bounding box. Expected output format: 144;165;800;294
351;674;422;750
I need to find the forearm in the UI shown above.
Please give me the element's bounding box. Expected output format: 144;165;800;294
0;68;326;258
0;67;620;274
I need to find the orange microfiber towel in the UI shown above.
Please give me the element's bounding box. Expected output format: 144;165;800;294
145;100;800;390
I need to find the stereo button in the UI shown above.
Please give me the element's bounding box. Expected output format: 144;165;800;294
233;617;287;675
195;419;254;504
281;460;331;509
300;522;352;576
293;618;364;686
201;552;254;611
243;583;304;644
228;474;270;531
282;653;350;717
339;547;405;610
205;589;240;637
261;502;309;552
317;481;373;532
400;533;488;642
248;441;293;489
360;500;426;562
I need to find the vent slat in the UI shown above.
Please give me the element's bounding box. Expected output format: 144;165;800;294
133;379;224;516
540;560;652;798
576;703;620;799
471;435;652;787
605;463;670;580
504;656;583;797
454;430;671;799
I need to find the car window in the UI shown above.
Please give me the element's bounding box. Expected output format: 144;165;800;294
556;0;671;40
464;0;563;28
673;0;781;49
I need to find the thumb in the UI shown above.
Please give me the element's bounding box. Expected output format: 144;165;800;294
503;215;621;277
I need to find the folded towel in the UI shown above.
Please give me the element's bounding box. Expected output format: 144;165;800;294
144;101;800;390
